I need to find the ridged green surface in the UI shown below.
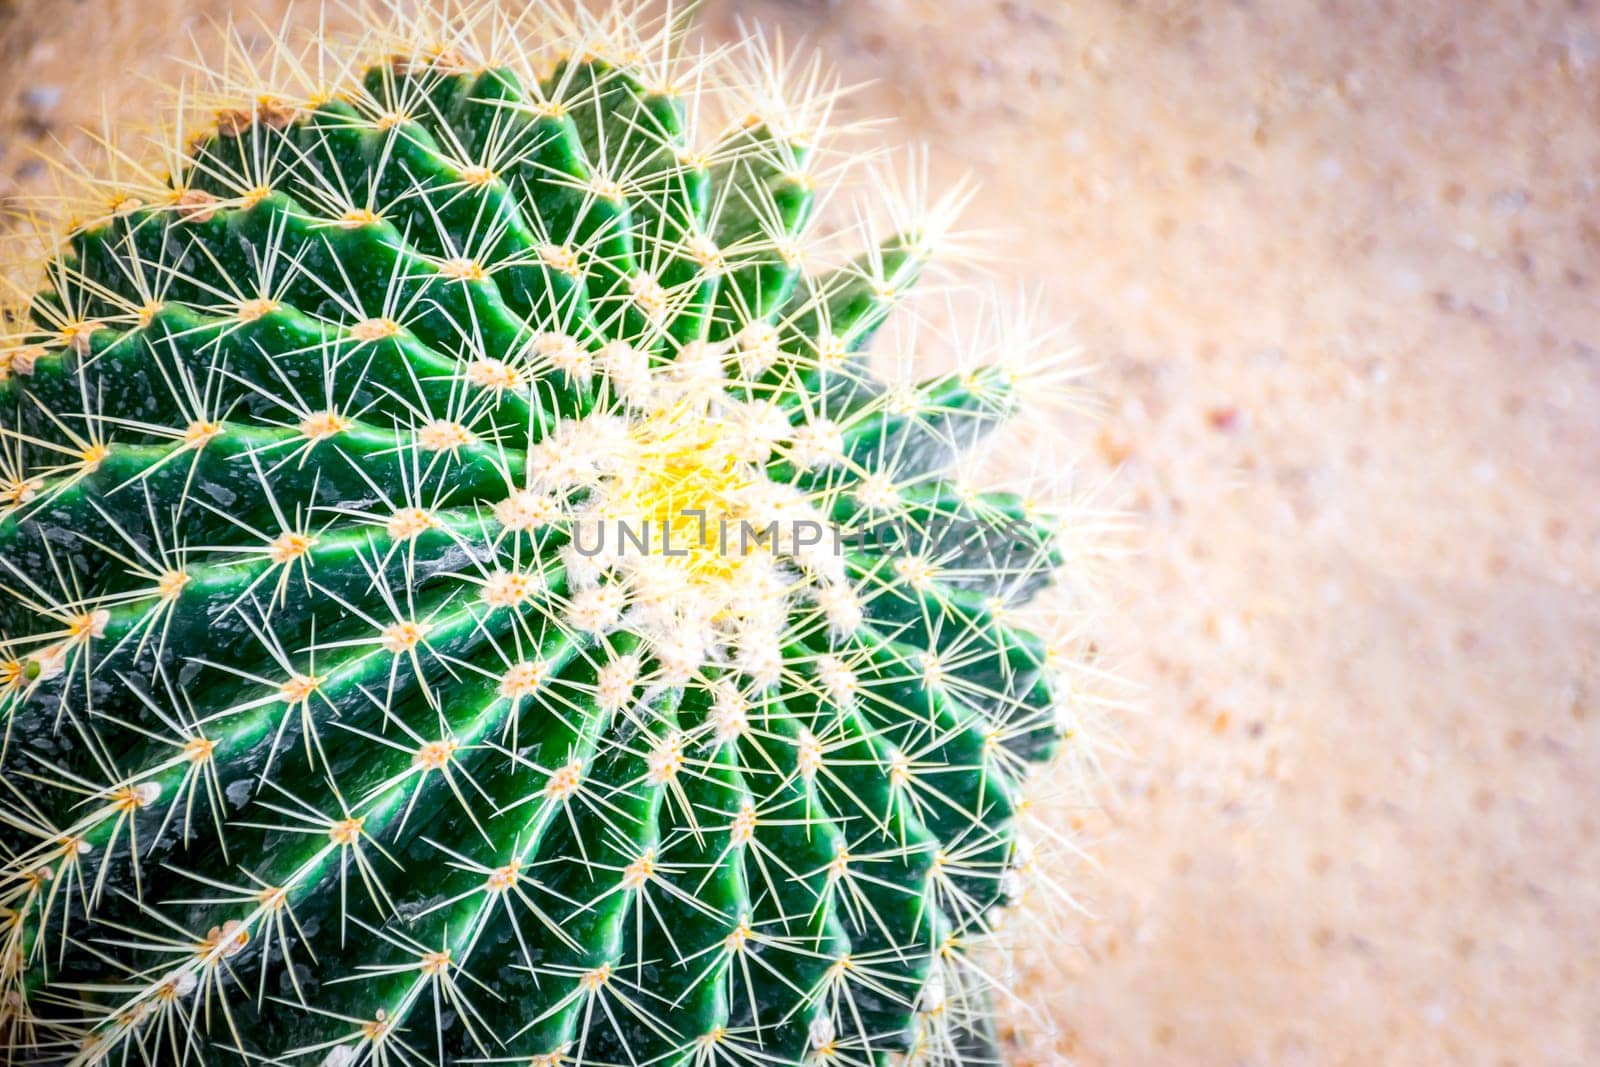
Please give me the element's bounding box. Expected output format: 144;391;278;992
0;17;1069;1067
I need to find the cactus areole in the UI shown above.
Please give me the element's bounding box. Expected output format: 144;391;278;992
0;3;1094;1064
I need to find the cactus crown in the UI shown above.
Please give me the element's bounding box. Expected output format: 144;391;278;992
0;2;1103;1064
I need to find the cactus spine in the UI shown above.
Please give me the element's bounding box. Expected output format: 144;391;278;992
0;2;1100;1064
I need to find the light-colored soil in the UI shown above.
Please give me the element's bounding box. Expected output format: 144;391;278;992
3;1;1597;1063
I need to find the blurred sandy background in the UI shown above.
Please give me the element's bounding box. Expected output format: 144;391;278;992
3;0;1598;1063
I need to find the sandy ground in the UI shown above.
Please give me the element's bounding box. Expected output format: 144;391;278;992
3;0;1599;1064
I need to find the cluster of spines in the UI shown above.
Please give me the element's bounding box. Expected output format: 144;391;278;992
0;3;1107;1065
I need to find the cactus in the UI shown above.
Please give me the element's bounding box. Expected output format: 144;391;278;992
0;3;1098;1064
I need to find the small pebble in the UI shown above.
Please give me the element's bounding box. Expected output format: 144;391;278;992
21;85;62;115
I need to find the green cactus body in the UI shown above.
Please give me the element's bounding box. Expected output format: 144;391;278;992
0;5;1084;1065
